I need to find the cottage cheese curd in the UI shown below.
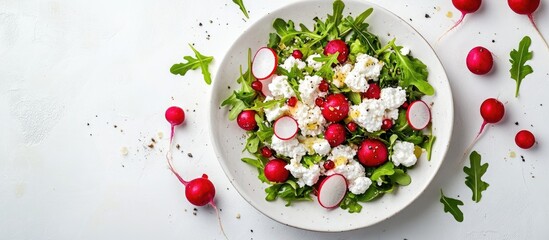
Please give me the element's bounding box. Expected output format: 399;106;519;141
391;140;417;167
280;56;306;72
285;159;321;187
269;75;295;99
298;75;326;107
328;145;357;166
350;99;385;132
293;104;326;137
271;135;307;161
380;87;406;109
348;176;372;195
332;63;353;88
306;54;323;71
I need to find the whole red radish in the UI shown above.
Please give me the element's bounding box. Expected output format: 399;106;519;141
462;98;505;164
508;0;549;50
164;108;228;239
357;139;388;167
363;83;381;99
321;93;350;122
324;39;349;64
264;159;290;182
325;123;347;147
466;47;493;75
237;110;257;131
515;130;535;149
439;0;482;41
165;106;185;142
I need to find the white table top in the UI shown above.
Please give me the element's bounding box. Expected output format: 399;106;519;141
1;0;548;239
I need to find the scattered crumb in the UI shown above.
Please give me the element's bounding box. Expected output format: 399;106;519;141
250;229;254;233
492;39;495;43
86;123;90;126
158;132;164;139
435;6;441;11
114;125;118;128
509;151;516;158
176;144;181;150
236;213;241;219
188;153;193;158
521;155;525;162
515;122;519;126
147;143;154;149
151;138;156;143
425;14;431;18
120;147;129;156
446;11;453;18
199;22;203;26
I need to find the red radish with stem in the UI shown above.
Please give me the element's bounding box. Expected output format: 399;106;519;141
466;46;494;75
164;106;228;239
317;174;348;208
438;0;482;41
252;47;278;80
515;130;536;149
165;106;185;142
461;98;505;163
508;0;549;51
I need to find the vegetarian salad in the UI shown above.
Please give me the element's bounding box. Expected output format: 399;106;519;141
222;0;436;213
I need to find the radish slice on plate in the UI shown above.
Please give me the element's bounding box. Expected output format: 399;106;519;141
260;74;275;97
252;47;278;80
317;174;347;209
273;116;298;140
406;100;431;130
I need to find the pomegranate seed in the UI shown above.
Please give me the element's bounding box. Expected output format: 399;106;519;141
251;81;262;92
363;83;381;99
315;97;325;107
401;102;409;109
347;122;358;132
318;80;330;92
287;96;298;107
261;146;273;158
323;160;335;170
381;119;393;130
292;50;303;59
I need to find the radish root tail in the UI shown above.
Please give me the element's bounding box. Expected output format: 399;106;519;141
528;14;549;52
438;12;466;43
166;135;188;186
460;121;488;166
211;203;229;240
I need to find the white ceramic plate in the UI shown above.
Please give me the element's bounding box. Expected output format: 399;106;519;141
209;0;454;232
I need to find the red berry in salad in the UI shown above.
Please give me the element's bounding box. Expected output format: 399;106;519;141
315;97;325;107
321;93;350;122
287;96;298;107
261;146;273;158
251;80;263;92
401;102;409;109
324;39;349;64
515;130;535;149
347;122;358;132
357;139;388;167
319;80;330;92
381;119;393;130
363;83;381;99
323;160;335;170
237;110;258;131
264;159;290;183
292;49;303;59
324;123;347;147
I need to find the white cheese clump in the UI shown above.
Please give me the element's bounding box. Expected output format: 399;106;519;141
391;140;417;167
350;53;384;81
348;176;372;195
312;139;331;156
271;135;307;161
293;104;326;137
380;87;407;109
332;63;353;88
268;75;295;99
285;159;321;187
306;54;323;71
280;56;306;72
328;145;357;166
400;46;410;56
350;99;385;132
298;75;326;107
384;108;399;121
263;97;288;122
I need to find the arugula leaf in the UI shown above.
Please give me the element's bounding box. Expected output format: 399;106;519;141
221;49;256;120
231;0;249;19
170;44;214;84
440;190;464;222
357;186;381;202
245;134;259;153
339;193;363;213
221;93;247;120
265;181;313;206
326;0;345;39
302;154;323;168
389;40;434;95
348;92;362;105
463;151;489;203
370;161;395;181
389;169;411;186
268;33;280;49
339;8;373;37
241;157;264;169
422;135;436;161
313;53;339;80
344;18;380;54
509;36;533;98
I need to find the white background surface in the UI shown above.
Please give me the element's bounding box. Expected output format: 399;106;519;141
1;0;548;239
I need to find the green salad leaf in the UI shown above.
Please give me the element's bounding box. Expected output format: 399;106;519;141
463;151;489;203
340;193;363;213
265;181;313;206
440;190;464;222
231;0;249;19
422;135;436;161
221;49;256;120
509;36;533;98
389;40;434;95
170;44;214;85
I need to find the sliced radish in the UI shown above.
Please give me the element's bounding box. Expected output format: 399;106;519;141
252;47;278;80
317;174;348;209
260;74;275;97
406;100;432;130
273;116;298;140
